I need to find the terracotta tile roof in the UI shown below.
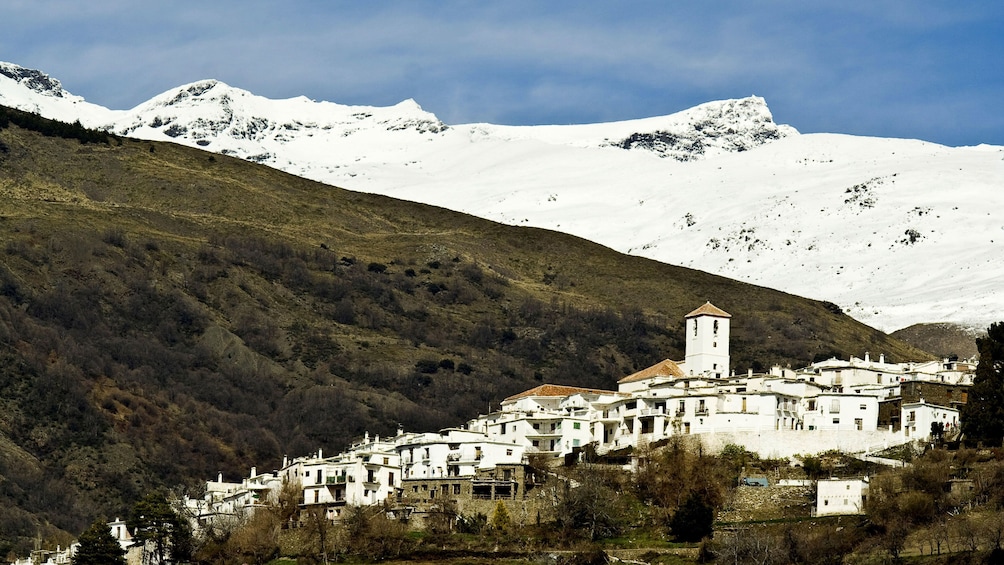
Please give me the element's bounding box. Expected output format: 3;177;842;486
503;384;619;402
685;301;731;318
617;359;686;384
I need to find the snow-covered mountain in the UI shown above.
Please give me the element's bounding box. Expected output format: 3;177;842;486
3;62;1002;332
0;62;124;125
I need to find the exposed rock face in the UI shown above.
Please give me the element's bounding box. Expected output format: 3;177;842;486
0;63;67;97
609;97;795;161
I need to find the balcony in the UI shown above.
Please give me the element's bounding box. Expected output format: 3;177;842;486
326;476;347;485
447;452;480;465
526;430;561;439
639;407;666;417
695;409;709;416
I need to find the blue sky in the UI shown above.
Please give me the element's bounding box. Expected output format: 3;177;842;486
3;1;1002;146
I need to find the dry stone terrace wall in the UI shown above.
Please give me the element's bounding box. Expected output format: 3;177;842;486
718;485;815;523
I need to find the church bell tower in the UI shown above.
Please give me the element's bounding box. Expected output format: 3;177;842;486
684;302;731;378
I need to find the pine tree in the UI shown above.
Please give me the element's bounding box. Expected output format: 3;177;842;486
962;322;1004;447
72;520;126;565
128;493;192;564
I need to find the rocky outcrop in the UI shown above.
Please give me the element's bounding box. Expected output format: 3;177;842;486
608;97;796;161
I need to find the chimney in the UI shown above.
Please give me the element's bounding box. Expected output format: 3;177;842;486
879;354;885;364
318;448;322;459
748;368;753;378
251;466;256;477
217;472;223;483
864;352;870;363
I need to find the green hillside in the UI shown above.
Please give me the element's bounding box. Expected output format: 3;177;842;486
0;107;931;553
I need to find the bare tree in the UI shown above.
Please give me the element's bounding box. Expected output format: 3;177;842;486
714;525;785;565
426;499;458;536
556;464;629;542
301;505;334;564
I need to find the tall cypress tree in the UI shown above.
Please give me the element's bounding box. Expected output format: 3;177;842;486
962;322;1004;447
71;520;126;565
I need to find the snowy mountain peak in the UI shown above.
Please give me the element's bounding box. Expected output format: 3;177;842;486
161;80;226;105
0;62;69;99
136;79;247;114
393;98;423;110
605;95;797;161
0;62;121;124
107;78;449;159
464;95;797;162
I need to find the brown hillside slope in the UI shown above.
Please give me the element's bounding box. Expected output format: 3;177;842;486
891;323;983;359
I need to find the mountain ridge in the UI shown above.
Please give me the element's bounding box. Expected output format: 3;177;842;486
1;61;1001;332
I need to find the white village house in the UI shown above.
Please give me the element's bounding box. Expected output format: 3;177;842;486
902;400;960;440
816;477;869;516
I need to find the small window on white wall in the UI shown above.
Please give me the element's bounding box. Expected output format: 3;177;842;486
713;320;719;336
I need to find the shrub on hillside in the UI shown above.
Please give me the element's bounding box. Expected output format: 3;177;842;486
670;490;715;542
415;359;439;374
